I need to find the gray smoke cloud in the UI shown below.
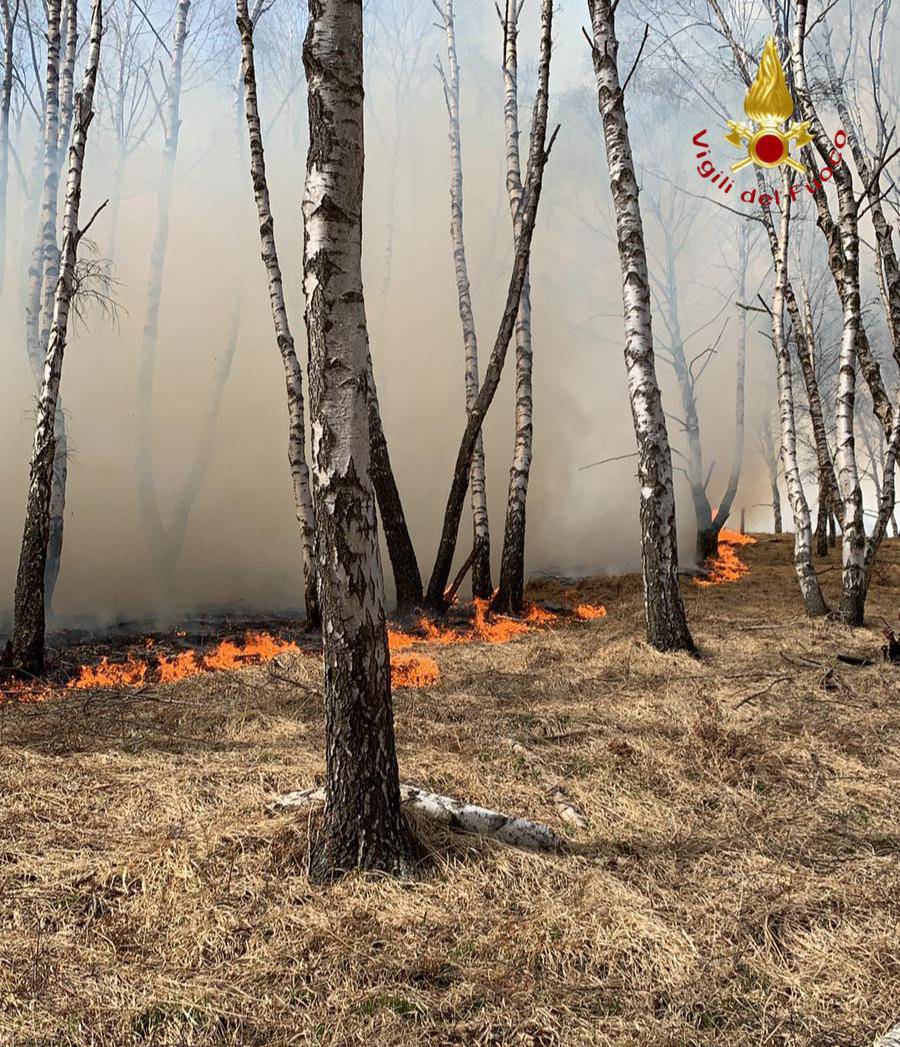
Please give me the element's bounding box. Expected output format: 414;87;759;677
0;0;789;628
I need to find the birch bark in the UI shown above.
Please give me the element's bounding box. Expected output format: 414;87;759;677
771;172;828;617
237;0;319;625
791;0;866;625
24;0;62;379
12;0;103;673
436;0;493;600
587;0;695;653
425;0;555;611
302;0;418;878
44;0;78;612
493;0;534;615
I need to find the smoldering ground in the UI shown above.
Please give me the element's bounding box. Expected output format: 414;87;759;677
0;1;778;629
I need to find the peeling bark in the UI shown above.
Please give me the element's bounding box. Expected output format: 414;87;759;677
12;0;103;674
302;0;418;879
792;0;866;625
237;0;319;625
587;0;695;653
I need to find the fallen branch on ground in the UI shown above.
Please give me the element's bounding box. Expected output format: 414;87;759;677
877;1021;900;1047
272;784;565;853
505;737;589;829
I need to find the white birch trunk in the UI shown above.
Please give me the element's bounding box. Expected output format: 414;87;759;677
771;172;828;617
237;0;319;625
587;0;695;653
274;784;564;853
424;0;555;611
11;0;103;673
302;0;417;878
436;0;492;599
24;0;62;379
494;0;535;614
792;0;866;624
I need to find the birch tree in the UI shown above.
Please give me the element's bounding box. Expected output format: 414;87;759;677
24;0;61;381
587;0;695;653
302;0;418;878
434;0;493;600
493;0;535;615
98;0;158;262
425;0;556;612
771;171;828;616
236;0;319;624
645;188;748;562
756;406;783;534
790;0;867;624
12;0;103;674
0;0;18;303
135;0;190;582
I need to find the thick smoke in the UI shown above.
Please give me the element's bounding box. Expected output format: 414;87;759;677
0;0;781;627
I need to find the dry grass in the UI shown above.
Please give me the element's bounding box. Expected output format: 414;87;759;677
2;534;900;1046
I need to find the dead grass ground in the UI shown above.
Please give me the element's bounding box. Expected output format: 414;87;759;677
1;533;899;1046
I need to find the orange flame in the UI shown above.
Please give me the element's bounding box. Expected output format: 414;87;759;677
694;529;757;587
391;652;440;689
67;631;299;689
32;596;607;701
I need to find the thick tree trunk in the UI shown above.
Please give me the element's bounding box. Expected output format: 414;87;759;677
772;475;783;534
437;0;492;600
771;172;828;617
12;0;103;674
587;0;695;653
493;0;534;615
425;0;555;611
237;0;319;625
792;1;866;625
302;0;418;879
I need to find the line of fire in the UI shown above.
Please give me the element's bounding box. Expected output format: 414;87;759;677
0;0;899;1043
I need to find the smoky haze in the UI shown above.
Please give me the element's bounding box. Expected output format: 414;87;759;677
0;0;780;628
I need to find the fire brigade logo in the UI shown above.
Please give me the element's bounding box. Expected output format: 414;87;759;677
725;36;812;175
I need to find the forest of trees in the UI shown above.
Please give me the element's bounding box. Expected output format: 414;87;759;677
0;0;898;885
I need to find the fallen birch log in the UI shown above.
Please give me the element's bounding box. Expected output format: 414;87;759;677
505;738;589;830
272;784;564;853
876;1022;900;1047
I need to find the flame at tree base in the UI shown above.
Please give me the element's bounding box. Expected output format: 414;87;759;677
694;529;757;587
